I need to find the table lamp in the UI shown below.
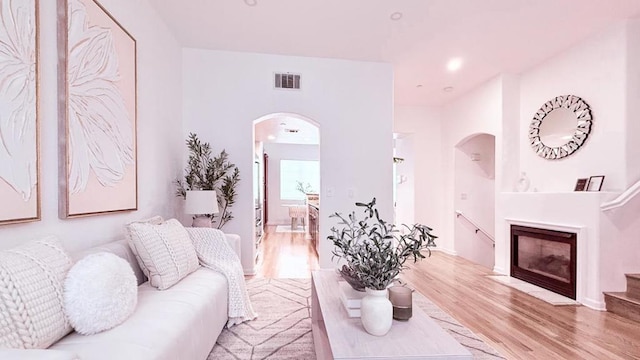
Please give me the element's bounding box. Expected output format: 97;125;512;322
185;190;219;227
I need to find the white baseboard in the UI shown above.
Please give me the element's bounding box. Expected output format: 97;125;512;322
582;297;606;311
244;267;256;276
493;266;507;275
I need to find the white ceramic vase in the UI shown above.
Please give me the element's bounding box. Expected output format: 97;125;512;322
360;288;393;336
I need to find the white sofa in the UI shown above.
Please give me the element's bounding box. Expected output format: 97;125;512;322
0;234;241;360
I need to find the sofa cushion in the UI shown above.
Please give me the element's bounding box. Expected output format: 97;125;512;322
0;236;73;349
126;218;199;290
64;252;138;335
73;240;146;286
50;268;228;360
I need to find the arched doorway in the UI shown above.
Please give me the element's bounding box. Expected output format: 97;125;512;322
453;133;496;269
252;113;320;278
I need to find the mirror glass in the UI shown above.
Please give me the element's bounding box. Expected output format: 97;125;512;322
539;108;575;147
528;95;593;160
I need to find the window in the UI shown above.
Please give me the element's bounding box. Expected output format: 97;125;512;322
280;160;319;200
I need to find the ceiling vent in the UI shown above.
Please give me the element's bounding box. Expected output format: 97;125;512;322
274;73;301;89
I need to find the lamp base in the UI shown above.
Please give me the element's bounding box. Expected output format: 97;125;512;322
191;216;212;228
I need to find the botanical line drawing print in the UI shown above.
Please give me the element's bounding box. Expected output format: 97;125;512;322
67;0;133;194
0;0;37;201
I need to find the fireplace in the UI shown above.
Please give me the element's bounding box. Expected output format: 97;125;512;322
510;225;577;299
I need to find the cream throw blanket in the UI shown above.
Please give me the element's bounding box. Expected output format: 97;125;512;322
186;228;257;327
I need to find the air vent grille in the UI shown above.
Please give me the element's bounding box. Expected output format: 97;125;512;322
275;73;301;89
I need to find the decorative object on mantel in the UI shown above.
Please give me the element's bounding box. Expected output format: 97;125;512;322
185;190;219;227
574;178;589;191
587;175;605;192
514;172;531;192
175;133;240;229
328;198;437;336
529;95;592;160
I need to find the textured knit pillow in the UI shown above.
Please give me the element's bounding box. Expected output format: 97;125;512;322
125;215;164;283
0;236;73;349
126;218;199;290
63;252;138;335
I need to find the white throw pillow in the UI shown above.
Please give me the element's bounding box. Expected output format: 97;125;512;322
0;236;73;349
126;218;199;290
63;252;138;335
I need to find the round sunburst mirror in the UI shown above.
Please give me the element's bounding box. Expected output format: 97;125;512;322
529;95;593;160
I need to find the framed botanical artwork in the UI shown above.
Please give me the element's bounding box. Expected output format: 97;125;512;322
58;0;137;218
574;178;588;191
0;0;41;225
586;175;605;192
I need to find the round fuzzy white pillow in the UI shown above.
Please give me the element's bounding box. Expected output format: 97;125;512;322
64;252;138;335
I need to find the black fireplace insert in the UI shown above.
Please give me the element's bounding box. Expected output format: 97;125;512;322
510;225;576;299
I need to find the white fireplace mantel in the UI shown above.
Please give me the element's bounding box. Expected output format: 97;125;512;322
498;192;610;310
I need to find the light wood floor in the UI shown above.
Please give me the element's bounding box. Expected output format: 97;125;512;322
402;253;640;360
254;225;319;278
255;228;640;359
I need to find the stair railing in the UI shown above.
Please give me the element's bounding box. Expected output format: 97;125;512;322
455;210;495;247
601;180;640;211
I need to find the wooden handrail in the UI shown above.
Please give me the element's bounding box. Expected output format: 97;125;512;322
455;210;495;246
601;180;640;211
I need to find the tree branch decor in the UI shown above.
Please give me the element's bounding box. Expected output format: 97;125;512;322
175;133;240;229
328;198;437;291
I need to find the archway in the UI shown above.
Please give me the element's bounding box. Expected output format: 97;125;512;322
453;133;496;269
252;113;320;277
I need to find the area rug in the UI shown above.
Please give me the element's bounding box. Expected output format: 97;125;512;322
209;278;504;359
275;225;306;234
488;275;579;305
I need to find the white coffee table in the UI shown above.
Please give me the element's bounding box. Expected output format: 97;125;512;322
311;270;472;360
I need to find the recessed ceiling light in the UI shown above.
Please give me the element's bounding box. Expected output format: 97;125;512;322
244;0;257;6
443;86;454;92
267;134;276;140
390;12;403;21
447;58;463;72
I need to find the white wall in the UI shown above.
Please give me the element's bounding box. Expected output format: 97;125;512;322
393;106;443;242
454;134;495;269
440;77;505;254
519;23;627;192
182;49;394;272
263;143;319;225
0;0;183;252
498;22;640;306
626;19;640;185
394;135;415;228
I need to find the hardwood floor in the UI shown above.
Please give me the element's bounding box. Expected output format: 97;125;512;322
402;252;640;360
254;225;319;278
254;230;640;359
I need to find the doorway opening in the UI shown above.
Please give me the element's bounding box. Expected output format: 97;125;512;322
252;113;320;278
453;133;496;269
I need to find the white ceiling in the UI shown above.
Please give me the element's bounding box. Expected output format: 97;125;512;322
151;0;640;106
254;115;319;145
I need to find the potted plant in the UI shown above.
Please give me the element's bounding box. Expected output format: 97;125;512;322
328;198;437;336
175;133;240;229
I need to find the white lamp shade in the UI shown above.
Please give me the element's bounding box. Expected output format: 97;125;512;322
185;190;219;215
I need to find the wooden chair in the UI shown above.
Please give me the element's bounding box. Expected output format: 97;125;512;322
289;205;307;230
